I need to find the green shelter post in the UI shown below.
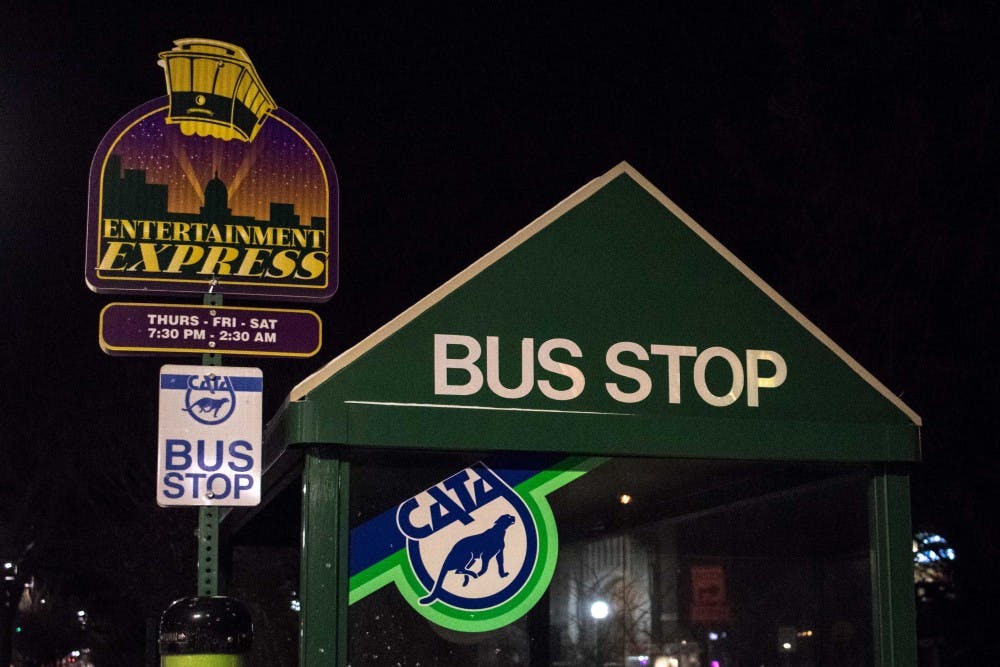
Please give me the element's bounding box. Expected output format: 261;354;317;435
870;466;918;665
300;449;348;664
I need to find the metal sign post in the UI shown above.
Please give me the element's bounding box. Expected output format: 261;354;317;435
200;292;222;597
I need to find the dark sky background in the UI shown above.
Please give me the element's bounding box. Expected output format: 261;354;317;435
1;3;996;663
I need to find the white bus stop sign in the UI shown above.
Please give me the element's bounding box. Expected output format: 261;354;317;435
157;365;263;506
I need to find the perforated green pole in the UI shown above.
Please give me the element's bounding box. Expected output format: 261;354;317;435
197;507;220;597
199;292;224;597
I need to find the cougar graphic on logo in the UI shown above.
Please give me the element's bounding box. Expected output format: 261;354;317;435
419;514;516;605
183;396;230;418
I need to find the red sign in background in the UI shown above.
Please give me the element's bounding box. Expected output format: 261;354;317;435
690;564;732;624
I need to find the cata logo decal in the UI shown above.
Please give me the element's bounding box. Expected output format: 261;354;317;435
347;456;606;633
182;373;237;425
398;463;538;612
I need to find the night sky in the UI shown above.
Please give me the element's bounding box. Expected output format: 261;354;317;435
2;4;996;663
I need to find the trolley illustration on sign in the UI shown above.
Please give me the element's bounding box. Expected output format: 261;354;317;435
158;38;276;142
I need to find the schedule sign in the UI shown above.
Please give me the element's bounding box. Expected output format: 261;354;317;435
157;365;262;507
100;303;322;358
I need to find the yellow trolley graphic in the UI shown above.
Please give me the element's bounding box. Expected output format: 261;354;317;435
158;38;277;143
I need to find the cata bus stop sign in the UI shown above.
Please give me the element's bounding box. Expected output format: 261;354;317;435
157;365;263;507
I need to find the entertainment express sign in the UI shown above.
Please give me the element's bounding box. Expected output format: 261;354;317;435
85;40;338;303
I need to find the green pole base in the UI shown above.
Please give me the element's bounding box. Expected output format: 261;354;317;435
162;654;244;667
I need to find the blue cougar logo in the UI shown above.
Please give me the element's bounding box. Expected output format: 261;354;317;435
183;374;236;424
183;396;230;418
419;514;516;605
399;463;539;612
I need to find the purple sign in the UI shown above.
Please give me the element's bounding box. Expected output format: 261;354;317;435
100;303;322;358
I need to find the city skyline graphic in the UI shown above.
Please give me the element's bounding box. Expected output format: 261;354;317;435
101;98;329;225
87;95;338;300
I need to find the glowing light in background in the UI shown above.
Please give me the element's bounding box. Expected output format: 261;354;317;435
913;532;956;564
913;531;957;587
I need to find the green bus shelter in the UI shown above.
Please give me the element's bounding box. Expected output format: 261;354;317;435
233;163;920;666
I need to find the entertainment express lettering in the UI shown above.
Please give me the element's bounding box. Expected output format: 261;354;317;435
97;218;327;281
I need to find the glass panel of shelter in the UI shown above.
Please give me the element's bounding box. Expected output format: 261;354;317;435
347;450;873;667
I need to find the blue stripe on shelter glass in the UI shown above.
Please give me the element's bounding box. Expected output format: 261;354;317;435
160;374;263;392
